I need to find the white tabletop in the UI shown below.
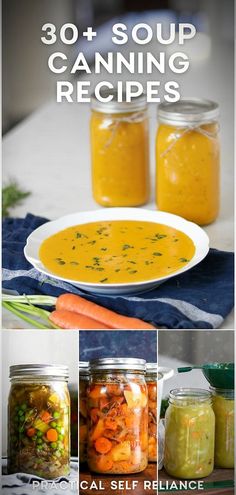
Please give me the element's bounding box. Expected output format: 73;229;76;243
3;36;234;329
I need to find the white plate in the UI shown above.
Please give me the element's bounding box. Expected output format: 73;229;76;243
24;208;209;295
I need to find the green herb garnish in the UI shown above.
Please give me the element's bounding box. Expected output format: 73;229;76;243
2;181;31;217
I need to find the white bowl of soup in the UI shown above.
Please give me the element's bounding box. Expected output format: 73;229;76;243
24;208;209;295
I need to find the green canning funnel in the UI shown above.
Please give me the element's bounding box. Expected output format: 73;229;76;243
177;362;234;389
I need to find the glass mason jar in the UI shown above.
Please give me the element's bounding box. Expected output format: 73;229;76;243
146;363;157;462
90;90;150;207
68;383;78;458
87;358;148;474
211;387;234;468
8;364;70;479
156;99;220;225
164;388;215;479
79;361;89;464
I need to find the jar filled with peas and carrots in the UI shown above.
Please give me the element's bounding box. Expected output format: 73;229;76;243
8;364;70;479
87;358;149;474
146;363;157;462
79;361;89;463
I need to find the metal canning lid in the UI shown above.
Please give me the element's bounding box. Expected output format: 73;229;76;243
10;364;69;380
79;361;90;376
91;89;148;114
158;98;219;126
89;358;146;372
146;362;158;374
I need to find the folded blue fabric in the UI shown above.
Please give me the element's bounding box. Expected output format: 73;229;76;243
2;214;234;329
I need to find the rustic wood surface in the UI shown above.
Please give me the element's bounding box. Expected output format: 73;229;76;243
80;464;234;495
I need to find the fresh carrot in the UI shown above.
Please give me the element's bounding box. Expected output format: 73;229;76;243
56;294;155;329
95;437;112;454
46;428;58;442
26;427;36;437
49;309;111;329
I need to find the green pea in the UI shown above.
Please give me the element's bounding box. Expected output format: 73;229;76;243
56;426;61;433
19;415;25;423
50;421;57;428
37;438;43;445
37;445;43;451
58;434;63;441
53;411;60;419
18;410;24;417
36;431;43;438
18;425;24;433
20;404;27;411
51;442;57;449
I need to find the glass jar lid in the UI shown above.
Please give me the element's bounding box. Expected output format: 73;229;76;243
79;361;90;376
10;364;69;380
89;358;146;372
158;98;219;126
169;388;212;404
91;89;148;114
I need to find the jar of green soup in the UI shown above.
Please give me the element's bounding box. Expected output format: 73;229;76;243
211;387;234;468
164;388;215;479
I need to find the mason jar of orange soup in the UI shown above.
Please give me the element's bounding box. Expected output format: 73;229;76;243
90;91;150;207
87;358;148;474
156;99;220;225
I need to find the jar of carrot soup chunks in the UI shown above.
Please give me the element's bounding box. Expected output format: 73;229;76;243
87;358;148;474
90;90;150;206
146;363;157;462
164;388;215;479
79;361;89;463
156;99;220;225
210;387;234;468
8;364;70;479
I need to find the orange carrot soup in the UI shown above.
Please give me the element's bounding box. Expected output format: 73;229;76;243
39;220;195;283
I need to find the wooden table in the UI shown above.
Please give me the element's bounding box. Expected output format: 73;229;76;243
159;467;234;494
80;465;234;494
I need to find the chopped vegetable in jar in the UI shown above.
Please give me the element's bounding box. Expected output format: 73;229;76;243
212;389;234;468
8;382;70;479
87;372;148;474
164;389;215;479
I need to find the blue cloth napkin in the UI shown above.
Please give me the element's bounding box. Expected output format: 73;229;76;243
2;214;234;329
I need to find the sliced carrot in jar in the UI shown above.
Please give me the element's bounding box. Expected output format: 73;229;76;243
95;437;112;454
